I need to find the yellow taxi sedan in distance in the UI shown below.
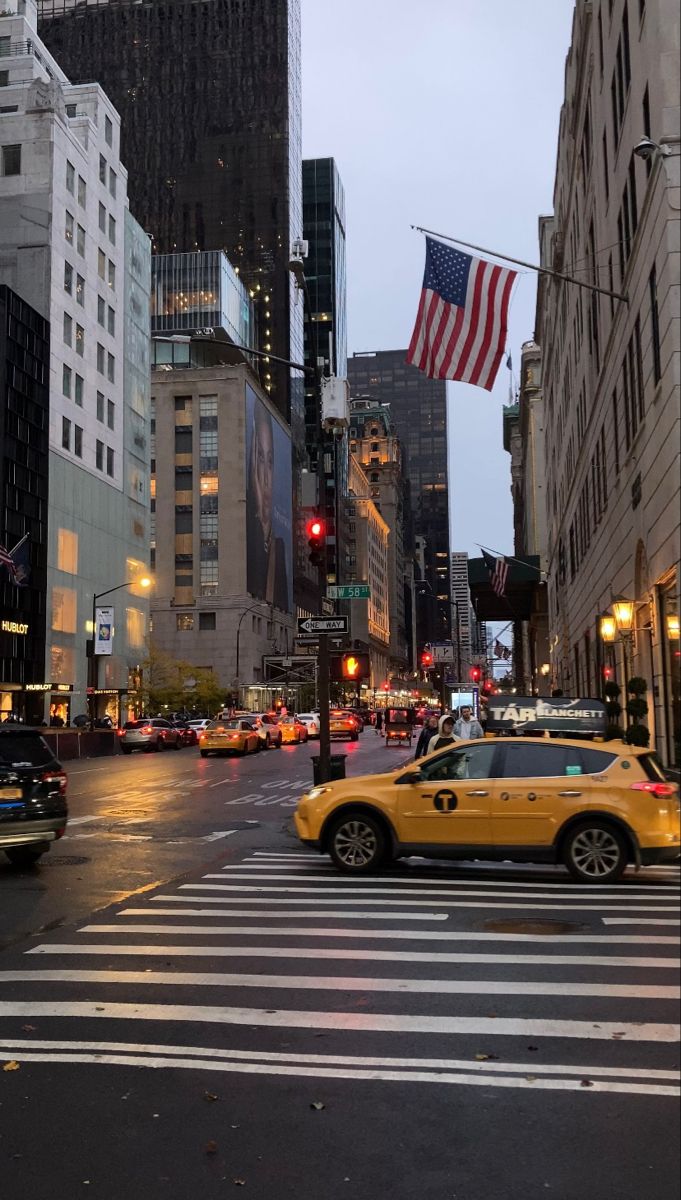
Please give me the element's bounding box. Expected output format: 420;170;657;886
279;716;309;745
329;709;360;742
199;718;260;757
294;736;680;883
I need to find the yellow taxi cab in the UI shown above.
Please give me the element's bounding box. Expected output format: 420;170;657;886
279;716;309;745
329;709;360;742
199;718;260;757
294;736;680;883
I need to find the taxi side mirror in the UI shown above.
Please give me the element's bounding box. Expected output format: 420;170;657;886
396;769;423;786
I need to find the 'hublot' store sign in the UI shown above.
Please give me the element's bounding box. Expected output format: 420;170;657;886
0;287;50;725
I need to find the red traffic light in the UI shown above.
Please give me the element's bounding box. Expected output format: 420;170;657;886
470;666;482;683
306;516;326;567
308;519;323;538
421;650;433;668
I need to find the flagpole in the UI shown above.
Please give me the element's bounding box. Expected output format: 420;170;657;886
8;533;28;557
478;544;545;579
411;225;629;305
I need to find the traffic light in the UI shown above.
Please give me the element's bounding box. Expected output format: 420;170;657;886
470;666;482;683
421;650;433;669
306;516;325;568
330;653;370;682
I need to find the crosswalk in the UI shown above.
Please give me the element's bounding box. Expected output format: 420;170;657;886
0;850;679;1097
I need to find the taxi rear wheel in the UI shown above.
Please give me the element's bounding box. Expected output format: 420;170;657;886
563;821;628;883
328;813;386;873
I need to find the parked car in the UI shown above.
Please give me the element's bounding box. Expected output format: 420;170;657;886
0;727;68;867
296;713;320;739
279;716;309;745
199;718;260;757
187;718;212;734
119;718;182;753
295;736;681;880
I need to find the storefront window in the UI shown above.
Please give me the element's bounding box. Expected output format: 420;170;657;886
661;581;680;767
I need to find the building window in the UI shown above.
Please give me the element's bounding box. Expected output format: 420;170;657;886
99;153;107;185
96;439;104;471
107;306;115;336
107;399;115;430
75;324;84;357
107;352;115;383
108;214;116;245
108;260;116;290
99;202;106;233
98;295;105;326
649;264;662;384
126;608;146;649
176;508;193;534
98;249;106;280
65;211;74;244
62;364;72;398
109;168;117;198
77;175;87;207
75;374;84;407
63;312;73;347
57;529;78;574
74;425;83;458
0;71;9;89
76;225;85;257
1;143;20;176
62;416;71;451
104;114;113;147
51;587;77;634
199;612;216;631
76;274;85;307
96;391;105;423
176;614;194;632
106;446;114;477
64;261;73;294
97;343;105;374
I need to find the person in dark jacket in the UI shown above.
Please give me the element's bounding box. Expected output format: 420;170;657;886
375;709;383;735
415;714;439;758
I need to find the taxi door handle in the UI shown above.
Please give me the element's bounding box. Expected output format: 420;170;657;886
466;790;489;797
558;790;583;797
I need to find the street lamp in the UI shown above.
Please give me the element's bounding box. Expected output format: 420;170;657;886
599;615;617;643
234;603;273;697
611;596;635;636
88;575;152;728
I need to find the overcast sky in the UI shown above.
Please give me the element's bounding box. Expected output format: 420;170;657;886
302;0;575;561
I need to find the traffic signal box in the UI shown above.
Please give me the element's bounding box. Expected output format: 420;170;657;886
307;516;326;569
330;652;371;682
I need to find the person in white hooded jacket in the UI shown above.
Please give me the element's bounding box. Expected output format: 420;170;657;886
427;713;457;756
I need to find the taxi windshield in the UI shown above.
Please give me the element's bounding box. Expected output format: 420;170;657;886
209;718;241;730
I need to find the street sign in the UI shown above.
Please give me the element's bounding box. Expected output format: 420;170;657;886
321;596;335;616
297;616;349;635
431;642;455;663
327;584;370;601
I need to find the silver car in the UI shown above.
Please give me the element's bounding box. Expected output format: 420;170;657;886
119;719;181;754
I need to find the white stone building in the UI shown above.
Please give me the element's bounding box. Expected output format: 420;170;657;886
0;0;150;723
537;0;679;765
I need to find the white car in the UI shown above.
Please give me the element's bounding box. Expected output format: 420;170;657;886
297;713;320;738
187;719;212;733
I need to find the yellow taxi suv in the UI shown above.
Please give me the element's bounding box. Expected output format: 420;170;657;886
329;710;360;742
199;718;260;757
295;736;680;883
279;716;309;745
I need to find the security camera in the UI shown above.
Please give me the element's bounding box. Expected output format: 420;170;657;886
634;136;670;160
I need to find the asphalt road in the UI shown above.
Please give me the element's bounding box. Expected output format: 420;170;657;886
0;729;679;1200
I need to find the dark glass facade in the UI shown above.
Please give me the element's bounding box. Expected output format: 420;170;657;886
0;286;49;722
347;350;451;648
39;0;303;430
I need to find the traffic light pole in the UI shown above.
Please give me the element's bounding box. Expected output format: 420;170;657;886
317;634;331;783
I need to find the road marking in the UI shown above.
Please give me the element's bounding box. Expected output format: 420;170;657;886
1;1038;678;1086
82;923;681;945
0;1001;676;1042
201;831;238;843
30;944;680;969
134;905;450;920
214;872;680;897
602;918;681;926
228;864;681;891
180;884;679;912
67;815;106;827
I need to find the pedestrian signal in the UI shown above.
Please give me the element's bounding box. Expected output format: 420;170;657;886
330;652;370;682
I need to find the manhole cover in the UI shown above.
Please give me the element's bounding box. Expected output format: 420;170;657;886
483;918;587;935
44;855;90;867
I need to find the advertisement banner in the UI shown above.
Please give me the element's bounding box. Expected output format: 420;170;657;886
245;384;293;613
94;605;114;655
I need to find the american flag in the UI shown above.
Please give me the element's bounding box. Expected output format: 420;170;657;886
0;535;29;586
494;638;512;661
407;237;517;390
482;549;510;598
0;542;17;580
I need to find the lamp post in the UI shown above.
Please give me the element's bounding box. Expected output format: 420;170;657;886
88;576;151;729
234;603;273;700
599;599;635;730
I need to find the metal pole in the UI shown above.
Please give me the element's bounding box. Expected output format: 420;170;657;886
89;591;97;730
317;634;331;781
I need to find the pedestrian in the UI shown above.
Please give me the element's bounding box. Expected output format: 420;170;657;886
375;709;383;735
427;713;457;755
453;705;484;739
415;713;439;758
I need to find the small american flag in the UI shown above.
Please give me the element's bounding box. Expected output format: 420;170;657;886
0;543;17;580
407;237;517;390
0;535;30;586
482;549;510;598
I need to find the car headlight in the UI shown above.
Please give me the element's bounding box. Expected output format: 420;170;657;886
306;786;331;801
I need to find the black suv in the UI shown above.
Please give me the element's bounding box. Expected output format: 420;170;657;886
0;728;68;867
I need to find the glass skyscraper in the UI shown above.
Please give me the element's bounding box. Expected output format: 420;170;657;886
38;0;304;430
347;351;451;648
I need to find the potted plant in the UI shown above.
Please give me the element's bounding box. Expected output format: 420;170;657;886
603;680;625;740
625;676;650;747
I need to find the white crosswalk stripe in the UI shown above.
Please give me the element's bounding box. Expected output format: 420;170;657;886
0;852;678;1097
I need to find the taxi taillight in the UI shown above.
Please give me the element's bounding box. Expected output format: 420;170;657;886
630;781;677;799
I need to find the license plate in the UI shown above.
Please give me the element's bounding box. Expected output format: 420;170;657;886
0;788;22;800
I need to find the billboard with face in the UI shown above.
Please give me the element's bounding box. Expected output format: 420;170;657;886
245;384;293;613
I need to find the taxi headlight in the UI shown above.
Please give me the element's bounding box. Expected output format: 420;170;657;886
307;786;331;801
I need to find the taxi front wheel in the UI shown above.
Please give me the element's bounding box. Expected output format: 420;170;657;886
563;821;628;883
328;813;386;872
